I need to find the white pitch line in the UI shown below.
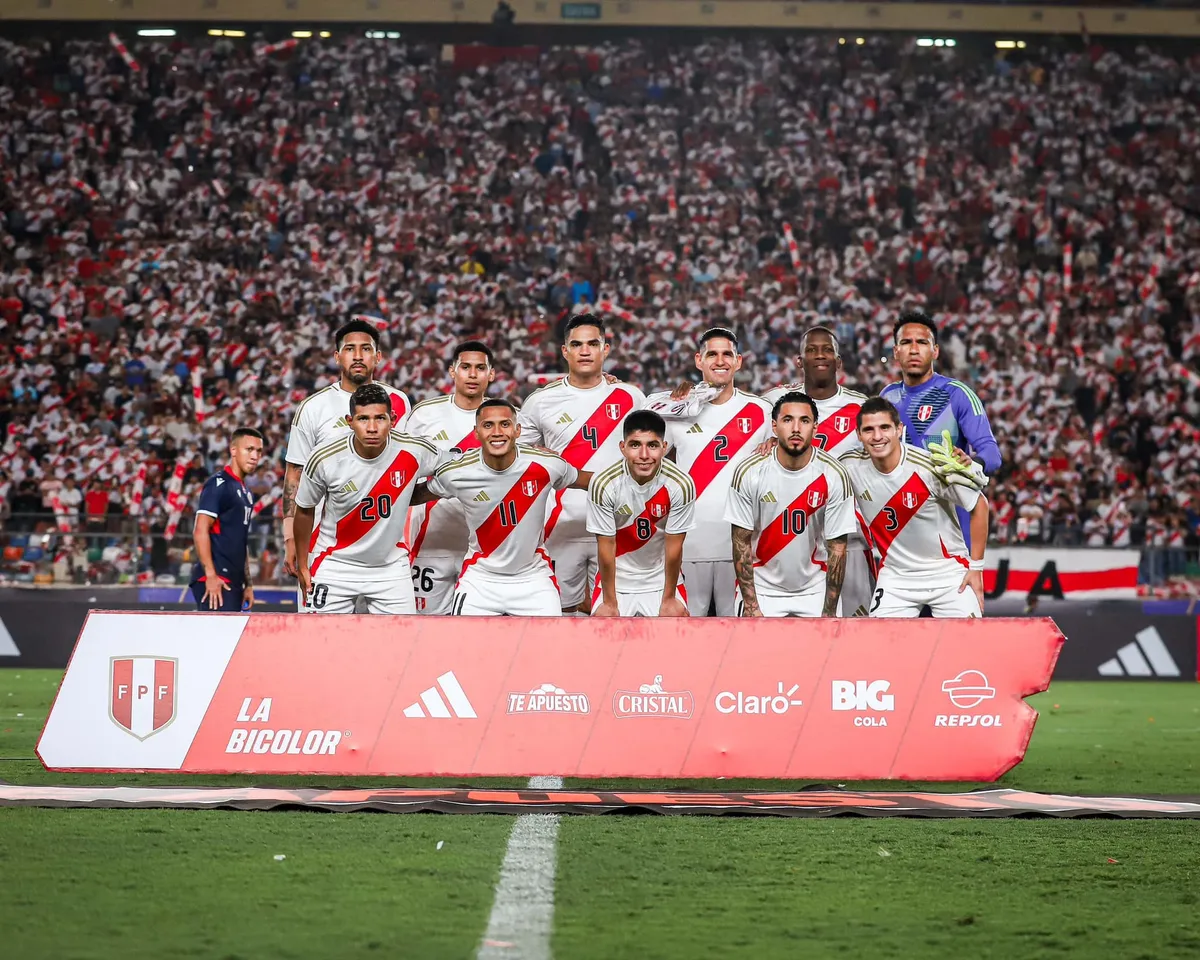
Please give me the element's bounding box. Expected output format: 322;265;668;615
476;776;563;960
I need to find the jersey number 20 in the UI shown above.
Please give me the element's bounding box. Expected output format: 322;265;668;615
359;495;393;522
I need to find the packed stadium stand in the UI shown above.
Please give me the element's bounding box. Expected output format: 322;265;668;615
0;31;1198;582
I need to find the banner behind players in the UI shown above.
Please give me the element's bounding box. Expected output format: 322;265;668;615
39;612;1063;781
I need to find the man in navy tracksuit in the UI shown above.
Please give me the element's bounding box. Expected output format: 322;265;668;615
190;428;265;611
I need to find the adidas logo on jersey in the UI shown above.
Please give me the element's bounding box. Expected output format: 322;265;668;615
616;504;633;517
687;423;705;434
340;480;358;494
433;430;450;442
859;488;872;501
473;491;491;502
761;492;777;503
556;412;574;425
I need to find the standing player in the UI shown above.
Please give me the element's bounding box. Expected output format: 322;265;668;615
282;317;412;580
725;392;856;617
646;327;772;616
293;385;444;614
191;428;264;611
517;314;645;613
406;341;495;613
762;326;874;615
586;410;695;617
427;398;595;616
840;398;989;617
880;311;999;545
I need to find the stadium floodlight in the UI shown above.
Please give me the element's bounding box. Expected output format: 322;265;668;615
934;39;945;47
945;39;956;46
320;31;332;38
916;38;934;47
1018;40;1027;49
838;37;846;45
208;29;247;37
387;31;401;38
292;30;313;38
855;37;865;45
137;28;176;37
995;40;1016;49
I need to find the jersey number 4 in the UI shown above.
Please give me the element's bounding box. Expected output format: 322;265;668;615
359;494;394;522
582;424;600;450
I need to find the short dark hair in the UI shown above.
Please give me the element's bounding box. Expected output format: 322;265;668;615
857;396;901;429
893;310;937;344
476;397;516;419
800;325;840;357
771;390;819;423
697;326;739;352
622;409;666;440
564;312;606;339
336;317;381;351
349;383;391;414
452;340;494;366
231;427;264;443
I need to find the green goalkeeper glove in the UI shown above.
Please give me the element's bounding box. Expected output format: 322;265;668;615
928;431;989;491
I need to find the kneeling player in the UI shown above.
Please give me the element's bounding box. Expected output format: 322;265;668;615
586;410;694;617
725;392;856;617
426;399;594;616
840;397;988;618
294;384;446;614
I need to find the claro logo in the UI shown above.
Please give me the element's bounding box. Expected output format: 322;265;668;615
715;682;804;716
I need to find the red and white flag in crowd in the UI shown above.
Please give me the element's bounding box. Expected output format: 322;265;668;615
191;368;206;422
782;222;802;273
596;299;636;323
163;455;192;542
257;38;299;58
253;487;282;516
128;462;148;517
71;178;100;202
108;33;140;72
1062;243;1073;295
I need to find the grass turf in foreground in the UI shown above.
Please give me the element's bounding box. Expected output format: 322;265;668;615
555;817;1200;960
0;806;511;960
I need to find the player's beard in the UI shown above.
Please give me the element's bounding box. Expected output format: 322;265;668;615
779;439;808;458
346;366;370;386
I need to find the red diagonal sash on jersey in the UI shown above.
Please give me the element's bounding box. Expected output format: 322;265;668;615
411;430;481;557
867;473;931;562
688;403;767;497
309;446;420;578
545;388;636;539
813;403;861;452
473;461;552;558
753;474;829;567
614;485;672;556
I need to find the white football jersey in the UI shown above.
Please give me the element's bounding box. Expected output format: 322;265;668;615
760;384;868;459
586;459;696;586
652;389;773;562
517;377;645;542
427;445;577;579
295;431;444;574
724;449;857;596
404;395;482;558
285;381;412;468
839;444;981;584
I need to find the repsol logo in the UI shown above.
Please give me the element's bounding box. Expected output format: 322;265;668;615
934;715;1003;728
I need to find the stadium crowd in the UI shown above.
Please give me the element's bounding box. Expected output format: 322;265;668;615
0;31;1198;582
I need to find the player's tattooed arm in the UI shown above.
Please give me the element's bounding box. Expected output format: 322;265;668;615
410;482;442;505
731;525;762;617
282;463;301;520
822;535;848;617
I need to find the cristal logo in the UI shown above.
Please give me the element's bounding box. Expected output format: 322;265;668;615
612;675;694;719
715;682;804;716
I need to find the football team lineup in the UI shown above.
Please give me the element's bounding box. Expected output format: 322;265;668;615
193;309;995;620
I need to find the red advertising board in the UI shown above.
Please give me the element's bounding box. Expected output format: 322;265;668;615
38;612;1063;781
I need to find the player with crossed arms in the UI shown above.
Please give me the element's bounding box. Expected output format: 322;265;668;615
726;391;857;617
426;398;595;617
293;384;444;614
646;327;773;616
405;340;495;614
761;326;875;615
517;313;645;613
840;397;990;618
586;410;695;617
283;318;411;586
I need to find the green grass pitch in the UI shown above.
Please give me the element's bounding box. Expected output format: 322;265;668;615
1;669;1198;960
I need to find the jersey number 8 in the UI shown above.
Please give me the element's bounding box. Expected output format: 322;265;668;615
634;517;652;540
